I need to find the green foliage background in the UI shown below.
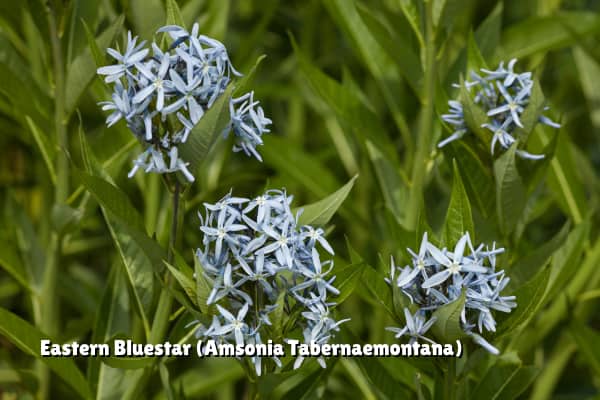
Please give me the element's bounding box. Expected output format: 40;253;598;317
0;0;599;398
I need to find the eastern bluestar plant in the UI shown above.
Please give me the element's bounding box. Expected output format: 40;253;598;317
438;59;560;160
385;232;516;354
97;24;271;182
191;190;348;375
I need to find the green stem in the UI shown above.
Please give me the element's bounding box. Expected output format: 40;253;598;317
444;358;456;400
407;0;436;230
38;4;68;399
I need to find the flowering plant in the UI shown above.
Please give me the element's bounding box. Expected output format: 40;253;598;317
97;23;271;182
387;232;516;354
439;59;560;159
190;189;348;375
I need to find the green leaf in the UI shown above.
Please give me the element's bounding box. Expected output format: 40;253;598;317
547;222;590;299
443;160;474;246
291;36;398;164
25;115;56;184
356;357;413;399
494;145;526;235
471;353;523;400
164;260;198;309
356;5;423;97
233;54;266;97
431;290;466;342
500;12;600;59
77;171;145;231
459;76;491;146
129;0;165;40
297;175;357;226
496;267;550;338
509;223;568;286
65;15;124;116
530;129;587;224
0;239;30;291
333;261;364;305
432;0;447;27
366;141;408;225
78;171;166;339
515;80;546;143
569;321;600;377
261;135;339;198
357;265;395;319
574;46;600;128
165;0;185;27
104;217;155;338
496;366;539;400
321;0;410;152
179;83;234;176
0;307;91;399
397;0;423;48
81;20;103;67
443;141;495;217
101;356;154;370
87;264;132;398
194;255;212;314
467;30;488;72
474;2;503;60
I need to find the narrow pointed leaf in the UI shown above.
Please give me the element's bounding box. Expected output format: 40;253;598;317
297;175;358;226
494;145;526;235
443;160;474;246
431;290;466;342
0;307;91;399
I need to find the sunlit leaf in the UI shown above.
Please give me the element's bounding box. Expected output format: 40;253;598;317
0;307;91;399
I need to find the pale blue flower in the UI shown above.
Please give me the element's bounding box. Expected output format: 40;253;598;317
192;189;347;373
438;59;560;160
386;308;438;345
386;232;517;354
97;32;148;83
212;303;250;346
98;24;271;183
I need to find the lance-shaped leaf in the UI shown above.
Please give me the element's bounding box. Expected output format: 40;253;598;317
0;307;91;399
296;175;358;226
332;260;364;305
500;12;600;59
443;160;474;246
494;145;526;236
233;55;266;97
569;321;600;377
25;116;56;184
495;267;550;338
471;352;527;400
459;76;491;146
179;84;234;175
165;0;185;27
443;141;495;217
65;15;124;116
515;79;546;143
366;140;409;225
78;171;166;337
431;290;466;342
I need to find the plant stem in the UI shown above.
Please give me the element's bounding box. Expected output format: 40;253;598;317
407;0;436;230
38;4;68;399
444;358;456;400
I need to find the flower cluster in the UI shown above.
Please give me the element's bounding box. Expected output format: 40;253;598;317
192;190;348;375
97;24;271;182
386;232;516;354
438;59;560;160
